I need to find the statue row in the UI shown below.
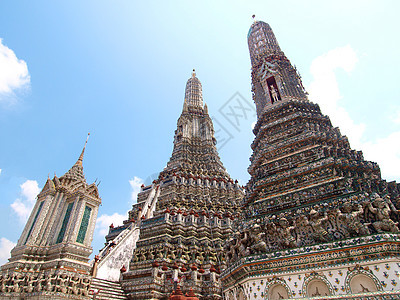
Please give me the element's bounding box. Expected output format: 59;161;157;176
225;193;399;264
132;243;223;266
0;271;91;295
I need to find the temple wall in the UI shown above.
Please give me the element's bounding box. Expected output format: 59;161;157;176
224;260;400;299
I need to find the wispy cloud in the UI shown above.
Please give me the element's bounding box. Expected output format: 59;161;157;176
0;237;16;265
96;212;127;236
129;176;144;203
308;45;400;182
0;39;30;104
10;180;40;223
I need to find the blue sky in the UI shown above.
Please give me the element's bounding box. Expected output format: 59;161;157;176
0;1;399;263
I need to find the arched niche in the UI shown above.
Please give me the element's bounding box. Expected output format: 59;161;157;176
237;288;247;300
225;290;235;300
306;279;331;297
267;283;290;299
349;274;378;294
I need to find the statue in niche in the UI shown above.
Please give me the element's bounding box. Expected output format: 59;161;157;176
336;200;369;237
368;193;399;233
35;272;45;292
306;209;330;242
81;277;91;296
25;273;35;293
276;218;296;248
68;275;80;295
11;273;24;293
58;273;69;293
45;271;57;292
270;85;280;103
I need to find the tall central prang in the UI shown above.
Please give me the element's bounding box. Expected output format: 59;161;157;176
221;19;400;299
94;70;244;299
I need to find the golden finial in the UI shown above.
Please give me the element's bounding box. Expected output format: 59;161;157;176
192;69;196;77
77;133;90;166
252;14;256;22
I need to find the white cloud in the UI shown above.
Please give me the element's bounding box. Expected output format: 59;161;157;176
96;213;127;236
0;237;16;265
129;176;144;203
362;132;400;182
0;39;30;103
0;169;2;175
308;46;400;182
10;180;40;224
308;45;365;150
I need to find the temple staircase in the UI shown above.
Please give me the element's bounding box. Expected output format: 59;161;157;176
93;183;161;281
90;277;128;299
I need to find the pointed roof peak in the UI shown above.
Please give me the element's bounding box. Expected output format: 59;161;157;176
76;133;90;167
192;68;196;77
60;134;90;183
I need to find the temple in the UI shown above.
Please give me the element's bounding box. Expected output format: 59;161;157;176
94;70;244;299
1;19;400;300
221;19;400;299
0;136;101;299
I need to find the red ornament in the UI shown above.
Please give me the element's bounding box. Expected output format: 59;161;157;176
186;288;199;300
120;265;126;273
198;267;205;274
210;265;217;273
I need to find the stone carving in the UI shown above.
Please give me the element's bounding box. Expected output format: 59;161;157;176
305;209;331;243
248;224;267;253
0;270;90;297
276;218;296;248
336;200;370;237
368;193;399;233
